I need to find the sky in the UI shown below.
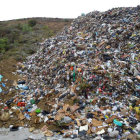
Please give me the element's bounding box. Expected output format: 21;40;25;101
0;0;140;21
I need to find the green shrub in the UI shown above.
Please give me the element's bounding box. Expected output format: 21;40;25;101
43;25;54;37
26;48;36;55
22;24;32;33
0;38;9;53
16;23;22;30
64;19;70;22
28;19;37;27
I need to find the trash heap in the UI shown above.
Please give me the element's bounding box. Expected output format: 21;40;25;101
0;6;140;139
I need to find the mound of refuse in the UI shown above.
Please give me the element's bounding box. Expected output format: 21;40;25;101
0;6;140;139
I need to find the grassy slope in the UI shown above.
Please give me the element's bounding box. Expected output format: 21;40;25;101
0;17;72;60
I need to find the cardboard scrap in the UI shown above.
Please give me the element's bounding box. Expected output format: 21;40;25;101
55;113;65;120
92;119;103;127
70;105;79;113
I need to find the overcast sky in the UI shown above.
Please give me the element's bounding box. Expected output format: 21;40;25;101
0;0;140;21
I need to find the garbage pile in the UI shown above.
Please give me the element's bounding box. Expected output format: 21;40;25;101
0;6;140;139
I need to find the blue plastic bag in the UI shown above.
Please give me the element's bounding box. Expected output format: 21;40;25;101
2;83;6;87
113;119;122;126
18;84;29;90
0;75;3;82
22;86;29;90
0;87;2;93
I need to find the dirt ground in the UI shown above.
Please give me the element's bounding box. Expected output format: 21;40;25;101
0;58;19;101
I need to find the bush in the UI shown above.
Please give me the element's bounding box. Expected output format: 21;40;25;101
64;19;70;22
22;24;32;33
28;20;37;27
16;23;22;30
43;25;54;37
0;38;9;53
26;48;36;55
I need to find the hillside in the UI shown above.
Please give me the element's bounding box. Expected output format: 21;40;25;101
0;17;72;60
0;17;72;81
